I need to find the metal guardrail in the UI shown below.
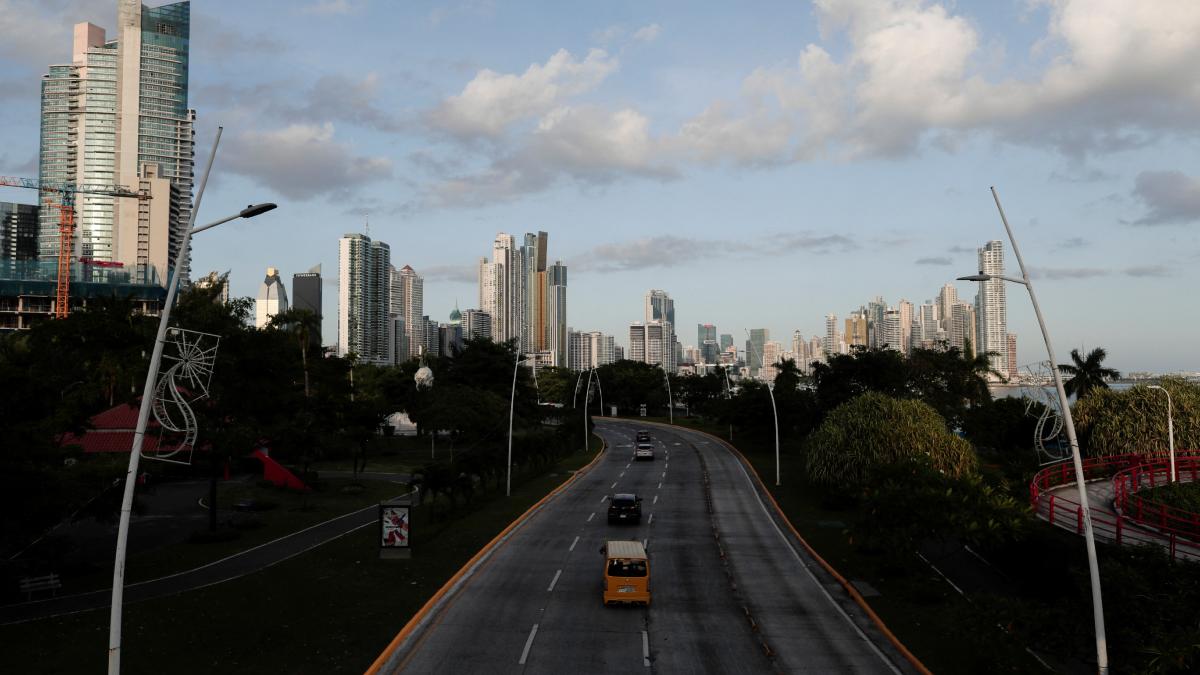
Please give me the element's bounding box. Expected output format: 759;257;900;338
1030;453;1200;563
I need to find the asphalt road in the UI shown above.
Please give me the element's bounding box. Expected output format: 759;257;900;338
383;419;912;674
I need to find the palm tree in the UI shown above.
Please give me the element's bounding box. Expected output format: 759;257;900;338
1058;348;1120;399
269;309;321;399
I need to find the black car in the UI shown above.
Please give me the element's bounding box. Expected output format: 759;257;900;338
635;430;651;442
607;493;642;524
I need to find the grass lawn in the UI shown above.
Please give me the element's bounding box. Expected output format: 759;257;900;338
314;434;460;474
0;438;601;675
637;415;1052;674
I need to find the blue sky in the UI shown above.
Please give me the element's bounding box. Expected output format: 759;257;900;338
2;0;1199;372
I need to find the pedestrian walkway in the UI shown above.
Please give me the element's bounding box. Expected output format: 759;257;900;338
1035;476;1200;562
1;491;408;625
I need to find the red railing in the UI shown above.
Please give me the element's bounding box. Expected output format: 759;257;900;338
1030;453;1200;564
1112;454;1200;543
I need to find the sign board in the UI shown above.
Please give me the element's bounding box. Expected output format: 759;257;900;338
639;404;647;417
610;405;618;417
380;502;412;559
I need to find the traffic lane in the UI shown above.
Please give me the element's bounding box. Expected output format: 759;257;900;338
613;423;775;674
394;430;647;673
671;425;903;674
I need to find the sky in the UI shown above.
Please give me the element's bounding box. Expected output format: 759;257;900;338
2;0;1199;373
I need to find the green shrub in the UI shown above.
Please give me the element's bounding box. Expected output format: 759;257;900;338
1072;377;1200;457
805;391;978;488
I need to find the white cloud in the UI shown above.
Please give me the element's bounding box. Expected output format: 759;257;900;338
632;23;662;43
428;48;619;138
301;0;353;16
222;123;393;201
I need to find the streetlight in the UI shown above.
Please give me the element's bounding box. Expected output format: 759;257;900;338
507;349;534;497
109;127;276;674
1147;385;1176;483
744;331;781;487
957;186;1107;674
659;363;673;424
721;366;734;441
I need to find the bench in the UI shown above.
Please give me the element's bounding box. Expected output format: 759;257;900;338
19;573;61;600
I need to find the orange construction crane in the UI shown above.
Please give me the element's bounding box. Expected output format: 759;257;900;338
0;176;147;318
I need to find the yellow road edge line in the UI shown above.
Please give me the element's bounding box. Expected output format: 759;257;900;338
364;434;607;675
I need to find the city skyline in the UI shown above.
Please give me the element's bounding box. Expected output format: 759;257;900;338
2;1;1199;371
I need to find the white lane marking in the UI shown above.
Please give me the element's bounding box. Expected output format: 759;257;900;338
620;471;625;478
600;495;608;503
642;538;648;550
657;482;662;489
588;512;595;522
569;535;579;551
548;569;563;592
625;463;631;469
611;482;618;489
648;513;654;524
519;624;539;665
714;430;903;674
660;472;666;479
673;442;681;446
653;495;658;505
642;630;650;667
665;463;669;469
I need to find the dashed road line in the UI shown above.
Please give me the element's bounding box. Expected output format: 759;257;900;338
657;482;662;489
547;569;562;592
569;535;579;551
648;513;654;524
611;482;618;489
587;512;595;522
619;471;625;477
642;538;648;550
600;495;608;503
519;624;539;665
653;495;658;505
642;630;650;667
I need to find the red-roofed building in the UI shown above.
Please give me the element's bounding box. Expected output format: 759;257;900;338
59;402;169;453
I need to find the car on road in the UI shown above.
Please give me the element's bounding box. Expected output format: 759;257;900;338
635;430;651;442
607;493;642;524
602;539;650;606
634;442;655;461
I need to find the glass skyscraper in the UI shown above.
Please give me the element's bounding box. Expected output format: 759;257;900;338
37;1;194;286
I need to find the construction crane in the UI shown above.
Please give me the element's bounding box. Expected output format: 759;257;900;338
0;176;147;318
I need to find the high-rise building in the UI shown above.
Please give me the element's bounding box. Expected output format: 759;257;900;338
975;240;1008;378
629;321;670;370
338;233;390;364
936;283;958;333
824;314;840;356
697;323;718;365
255;267;288;328
949;302;977;354
844;311;868;348
915;301;940;350
880;308;902;351
866;296;887;348
719;333;733;352
644;289;676;372
194;270;229;303
461;309;492;341
390;264;423;360
292;265;322;347
897;299;914;355
761;340;783;381
746;328;768;378
546;261;567;366
39;2;195;286
568;329;591;371
1;203;39;260
1006;333;1018;381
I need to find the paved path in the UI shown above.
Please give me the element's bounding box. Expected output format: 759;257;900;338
1;492;408;625
377;420;913;674
1037;479;1200;561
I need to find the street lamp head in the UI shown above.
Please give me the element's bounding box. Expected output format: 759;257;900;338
957;272;991;282
239;203;277;219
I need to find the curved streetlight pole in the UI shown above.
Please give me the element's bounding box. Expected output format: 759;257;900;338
957;186;1107;674
722;366;734;441
583;368;598;452
744;331;780;486
592;369;604;417
572;370;584;409
507;349;531;497
1147;385;1176;483
660;363;673;424
109;126;277;674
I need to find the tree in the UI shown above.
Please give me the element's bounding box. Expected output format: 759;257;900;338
805;392;979;489
1072;378;1199;457
1058;347;1120;399
268;308;321;399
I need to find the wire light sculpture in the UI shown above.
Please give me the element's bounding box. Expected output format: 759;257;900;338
1022;360;1071;464
147;327;220;465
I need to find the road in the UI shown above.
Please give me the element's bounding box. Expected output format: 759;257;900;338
380;419;912;674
